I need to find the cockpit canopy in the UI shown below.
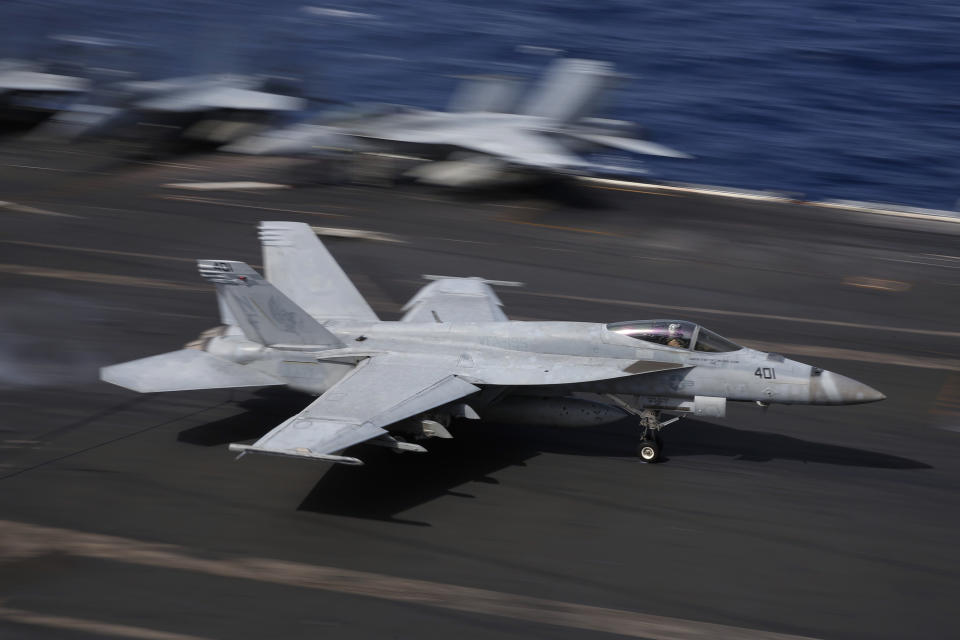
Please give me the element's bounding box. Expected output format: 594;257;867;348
607;320;742;353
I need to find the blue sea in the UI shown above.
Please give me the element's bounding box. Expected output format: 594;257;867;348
4;0;959;209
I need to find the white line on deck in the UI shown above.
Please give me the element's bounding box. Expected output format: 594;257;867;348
2;240;197;263
0;604;213;640
1;241;264;273
157;194;346;217
0;200;78;218
736;340;960;372
519;290;960;339
0;264;208;292
163;181;291;191
580;177;960;224
0;519;819;640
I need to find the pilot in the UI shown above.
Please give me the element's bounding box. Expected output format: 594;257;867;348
666;323;687;348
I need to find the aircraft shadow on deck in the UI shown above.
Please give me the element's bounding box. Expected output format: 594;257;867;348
442;176;612;209
176;389;930;525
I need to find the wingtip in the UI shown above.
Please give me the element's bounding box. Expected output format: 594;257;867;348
227;443;364;466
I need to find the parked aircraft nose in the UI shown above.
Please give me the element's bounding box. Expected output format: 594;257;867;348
809;369;886;405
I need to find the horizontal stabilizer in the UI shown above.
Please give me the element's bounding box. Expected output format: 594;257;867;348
100;349;282;393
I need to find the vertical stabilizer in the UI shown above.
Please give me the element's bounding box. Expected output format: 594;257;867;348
258;221;379;322
198;260;345;348
519;58;620;124
447;75;521;113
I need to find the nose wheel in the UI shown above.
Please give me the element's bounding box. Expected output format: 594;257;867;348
637;438;660;462
604;395;677;464
636;411;666;463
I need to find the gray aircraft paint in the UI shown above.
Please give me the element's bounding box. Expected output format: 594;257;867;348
101;221;884;467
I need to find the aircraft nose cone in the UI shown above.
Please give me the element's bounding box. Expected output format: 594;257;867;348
810;370;886;405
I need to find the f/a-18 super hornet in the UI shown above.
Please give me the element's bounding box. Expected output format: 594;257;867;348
101;222;884;466
0;58;90;133
225;58;689;188
60;73;306;152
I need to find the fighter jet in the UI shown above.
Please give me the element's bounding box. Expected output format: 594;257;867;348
0;59;90;132
63;73;306;150
226;59;689;187
101;221;884;466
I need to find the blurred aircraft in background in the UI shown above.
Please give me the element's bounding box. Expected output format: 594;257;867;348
51;73;307;152
101;221;884;468
0;58;90;133
226;58;690;187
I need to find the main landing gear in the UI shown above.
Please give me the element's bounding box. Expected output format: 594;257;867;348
604;395;680;463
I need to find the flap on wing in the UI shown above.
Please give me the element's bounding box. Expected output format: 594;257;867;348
402;278;510;323
100;349;282;393
235;356;479;463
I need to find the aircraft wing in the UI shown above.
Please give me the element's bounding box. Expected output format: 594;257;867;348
563;131;692;159
401;277;509;323
355;116;588;170
449;128;590;170
230;355;479;465
223;123;350;155
136;87;306;113
0;71;89;93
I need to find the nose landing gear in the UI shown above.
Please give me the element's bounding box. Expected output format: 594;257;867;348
604;395;680;463
635;409;669;463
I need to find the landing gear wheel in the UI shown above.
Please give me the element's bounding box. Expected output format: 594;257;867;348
637;439;660;463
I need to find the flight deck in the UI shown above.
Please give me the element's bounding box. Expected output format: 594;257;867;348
0;142;958;640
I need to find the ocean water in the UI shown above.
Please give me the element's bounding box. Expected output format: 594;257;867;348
4;0;959;209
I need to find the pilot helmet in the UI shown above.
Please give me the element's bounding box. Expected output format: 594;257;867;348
668;323;682;337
